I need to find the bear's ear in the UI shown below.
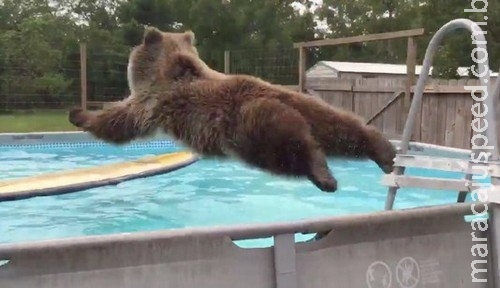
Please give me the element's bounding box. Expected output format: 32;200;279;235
143;26;163;46
183;30;196;46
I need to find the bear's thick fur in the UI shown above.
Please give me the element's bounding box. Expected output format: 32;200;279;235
69;27;396;192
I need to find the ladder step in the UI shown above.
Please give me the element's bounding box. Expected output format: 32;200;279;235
393;154;500;177
383;174;474;191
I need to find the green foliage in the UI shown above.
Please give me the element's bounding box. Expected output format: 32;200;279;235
0;9;79;109
0;0;499;111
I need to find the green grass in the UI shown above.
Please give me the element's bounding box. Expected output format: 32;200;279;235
0;110;79;133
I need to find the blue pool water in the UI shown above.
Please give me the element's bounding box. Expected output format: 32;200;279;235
0;141;476;246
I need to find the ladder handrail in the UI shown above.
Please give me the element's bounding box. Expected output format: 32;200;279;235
380;21;500;286
492;69;500;107
398;18;498;158
384;19;499;211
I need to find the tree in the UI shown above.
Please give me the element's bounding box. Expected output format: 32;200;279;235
0;2;79;110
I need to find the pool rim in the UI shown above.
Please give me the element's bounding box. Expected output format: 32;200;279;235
0;130;471;155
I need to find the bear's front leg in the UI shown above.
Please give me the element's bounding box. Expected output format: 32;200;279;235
167;52;202;81
167;52;229;81
68;101;157;145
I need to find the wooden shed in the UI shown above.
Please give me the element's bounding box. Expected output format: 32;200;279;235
305;61;472;81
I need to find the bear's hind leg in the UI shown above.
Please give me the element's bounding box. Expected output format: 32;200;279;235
311;108;396;174
236;98;337;192
363;125;396;173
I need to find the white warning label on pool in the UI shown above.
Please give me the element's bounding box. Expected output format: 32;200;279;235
395;257;420;288
366;261;392;288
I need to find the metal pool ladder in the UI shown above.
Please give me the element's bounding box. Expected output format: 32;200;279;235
381;18;500;210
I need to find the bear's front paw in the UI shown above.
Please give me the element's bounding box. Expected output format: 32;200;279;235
169;53;201;80
68;108;91;128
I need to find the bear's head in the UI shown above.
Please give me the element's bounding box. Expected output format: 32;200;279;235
127;27;199;94
127;26;227;95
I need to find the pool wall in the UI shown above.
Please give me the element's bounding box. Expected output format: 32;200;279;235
0;202;494;288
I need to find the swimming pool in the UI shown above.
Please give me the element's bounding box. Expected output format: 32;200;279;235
0;135;474;247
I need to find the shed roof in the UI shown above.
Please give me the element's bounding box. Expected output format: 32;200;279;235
309;61;497;77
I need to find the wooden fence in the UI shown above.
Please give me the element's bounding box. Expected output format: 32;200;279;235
285;77;496;151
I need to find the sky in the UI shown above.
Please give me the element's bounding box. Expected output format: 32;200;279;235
291;0;331;34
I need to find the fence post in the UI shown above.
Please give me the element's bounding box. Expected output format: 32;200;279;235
80;43;87;111
298;47;306;93
224;50;230;74
405;36;417;139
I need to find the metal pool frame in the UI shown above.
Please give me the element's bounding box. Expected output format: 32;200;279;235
0;202;494;288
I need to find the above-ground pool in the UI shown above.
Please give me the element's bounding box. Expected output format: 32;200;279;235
0;135;475;247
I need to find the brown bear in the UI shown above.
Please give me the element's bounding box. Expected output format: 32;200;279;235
69;27;396;193
68;28;228;144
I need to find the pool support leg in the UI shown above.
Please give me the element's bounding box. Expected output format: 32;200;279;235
273;233;297;288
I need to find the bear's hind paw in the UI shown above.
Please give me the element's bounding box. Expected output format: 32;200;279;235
308;174;338;193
